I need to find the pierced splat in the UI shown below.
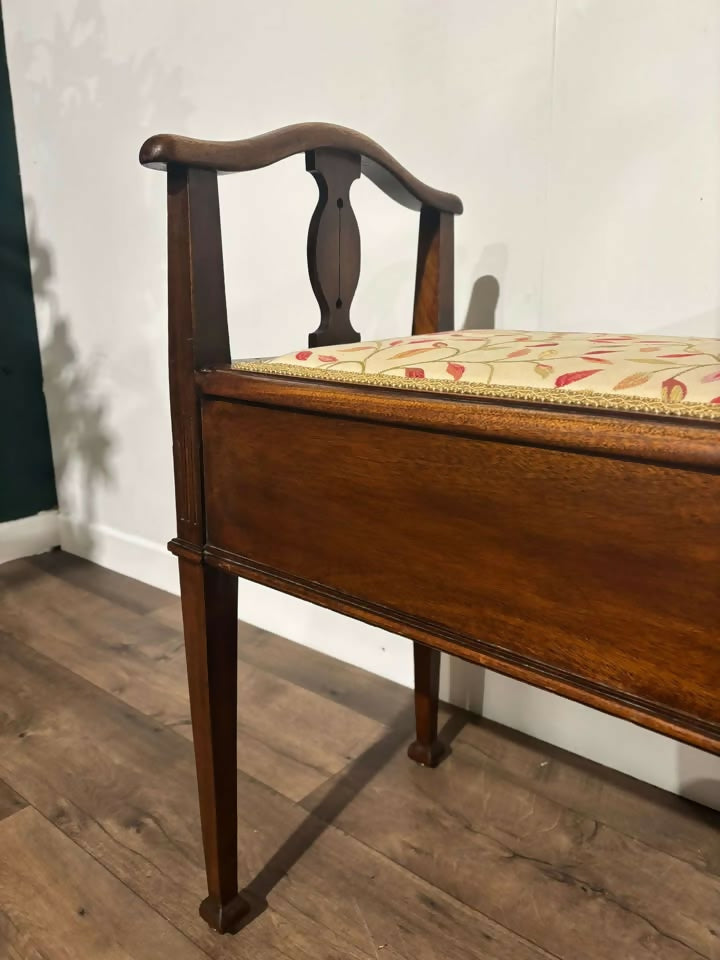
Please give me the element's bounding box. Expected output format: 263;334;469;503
306;148;361;347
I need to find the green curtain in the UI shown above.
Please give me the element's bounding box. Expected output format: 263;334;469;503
0;7;57;523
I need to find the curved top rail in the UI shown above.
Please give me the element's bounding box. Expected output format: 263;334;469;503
139;122;463;214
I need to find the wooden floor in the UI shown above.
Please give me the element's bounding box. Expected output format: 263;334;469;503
0;552;718;959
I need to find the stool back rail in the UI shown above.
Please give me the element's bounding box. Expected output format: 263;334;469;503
140;122;720;934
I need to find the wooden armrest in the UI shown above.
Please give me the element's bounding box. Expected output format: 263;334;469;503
139;121;463;214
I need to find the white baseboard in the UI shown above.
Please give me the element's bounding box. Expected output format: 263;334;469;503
59;517;720;810
58;515;179;594
0;510;60;564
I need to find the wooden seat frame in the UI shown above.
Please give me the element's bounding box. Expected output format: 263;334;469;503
140;123;720;934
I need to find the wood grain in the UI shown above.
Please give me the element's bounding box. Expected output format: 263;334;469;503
1;554;719;959
29;549;170;615
221;620;411;728
0;777;25;823
0;629;553;960
235;621;720;877
306;148;362;347
412;206;454;335
140;122;463;214
202;399;720;751
0;806;207;960
167;165;230;546
452;710;720;876
407;644;444;767
144;117;720;944
198;367;720;471
178;558;245;930
199;618;720;877
302;738;720;960
17;554;720;875
0;557;384;803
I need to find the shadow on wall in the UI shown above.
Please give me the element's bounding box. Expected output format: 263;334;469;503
463;275;501;330
676;740;720;811
463;242;508;330
12;0;192;557
440;251;506;715
25;200;113;557
444;260;720;809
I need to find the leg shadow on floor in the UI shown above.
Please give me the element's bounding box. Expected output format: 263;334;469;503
233;701;468;931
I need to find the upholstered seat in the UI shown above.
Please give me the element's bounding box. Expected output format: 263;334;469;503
233;329;720;419
143;122;720;937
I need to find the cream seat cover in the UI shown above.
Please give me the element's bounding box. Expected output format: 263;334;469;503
233;330;720;419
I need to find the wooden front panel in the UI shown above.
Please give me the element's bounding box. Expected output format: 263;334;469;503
202;397;720;734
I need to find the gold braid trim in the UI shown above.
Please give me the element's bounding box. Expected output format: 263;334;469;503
230;360;720;421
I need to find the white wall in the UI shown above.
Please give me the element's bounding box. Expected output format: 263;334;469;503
0;511;59;565
5;0;720;807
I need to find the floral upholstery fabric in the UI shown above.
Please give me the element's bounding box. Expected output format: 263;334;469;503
232;330;720;419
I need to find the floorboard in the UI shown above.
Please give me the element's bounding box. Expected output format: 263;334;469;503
0;806;206;959
0;557;385;802
0;776;26;822
0;626;552;960
215;616;720;876
301;732;720;959
0;551;718;960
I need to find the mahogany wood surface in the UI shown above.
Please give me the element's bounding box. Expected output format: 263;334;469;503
144;121;719;936
165;164;247;929
166;165;229;546
140;122;463;213
412;207;454;334
4;553;719;959
198;367;720;471
305;148;362;346
407;644;445;767
179;558;247;933
201;397;720;753
407;197;455;765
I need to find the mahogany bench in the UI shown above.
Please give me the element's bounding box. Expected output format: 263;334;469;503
140;123;720;934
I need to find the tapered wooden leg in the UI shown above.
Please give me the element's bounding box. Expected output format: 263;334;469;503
178;557;249;933
407;641;445;767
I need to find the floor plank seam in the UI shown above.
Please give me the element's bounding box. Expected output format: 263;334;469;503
0;758;210;953
27;804;217;960
294;812;562;960
4;557;719;959
456;735;720;879
310;807;714;960
10;631;715;957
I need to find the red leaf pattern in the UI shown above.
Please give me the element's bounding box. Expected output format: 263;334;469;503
554;370;600;388
661;377;688;403
507;348;530;358
391;347;435;359
248;330;720;415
